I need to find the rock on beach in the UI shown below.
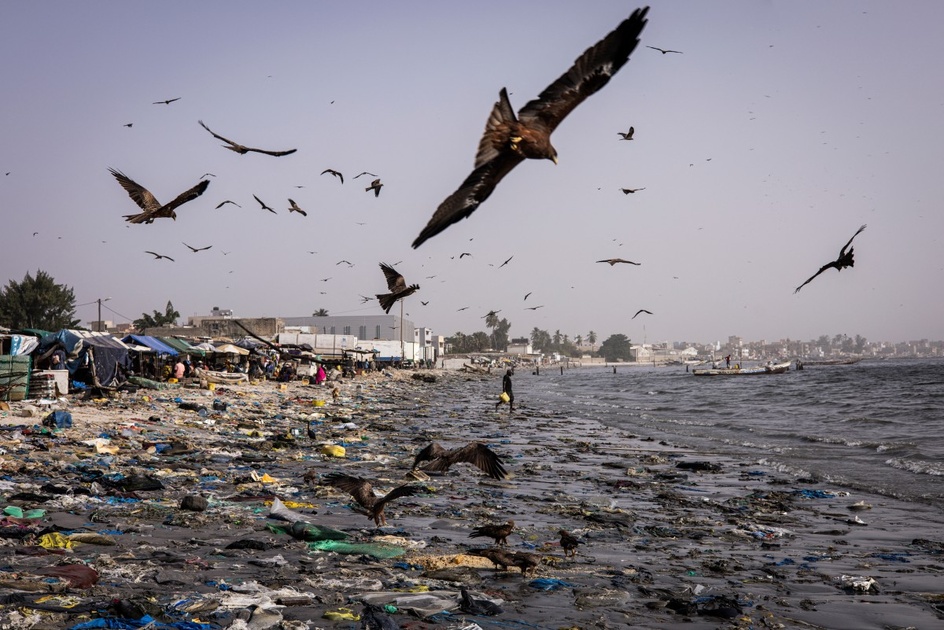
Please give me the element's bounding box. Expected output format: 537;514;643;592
0;369;941;628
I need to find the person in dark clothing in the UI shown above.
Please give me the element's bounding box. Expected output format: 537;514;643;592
496;368;515;412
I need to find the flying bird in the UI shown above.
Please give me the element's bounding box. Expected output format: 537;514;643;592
111;168;209;224
152;97;181;105
597;258;640;266
794;224;867;294
376;262;419;314
145;251;175;261
632;309;653;319
123;123;133;128
525;305;544;310
411;7;649;248
469;520;515;546
183;242;212;253
421;300;429;306
459;252;472;259
456;306;470;312
559;529;581;557
365;178;383;197
198;120;297;157
319;472;421;527
499;255;514;268
320;168;344;184
253;195;276;214
621;187;646;194
287;199;307;216
215;200;241;209
411;442;507;480
617;126;635;140
353;171;377;179
482;309;502;319
646;45;683;54
336;260;353;267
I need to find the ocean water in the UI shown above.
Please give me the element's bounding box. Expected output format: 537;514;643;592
523;358;944;509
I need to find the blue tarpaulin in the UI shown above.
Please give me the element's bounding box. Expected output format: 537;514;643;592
122;335;179;356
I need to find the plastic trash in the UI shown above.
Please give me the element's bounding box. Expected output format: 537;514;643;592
321;444;346;457
308;540;405;558
42;410;72;428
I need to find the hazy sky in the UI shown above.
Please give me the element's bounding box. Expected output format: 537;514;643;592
3;1;942;346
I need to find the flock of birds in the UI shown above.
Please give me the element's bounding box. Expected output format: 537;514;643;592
303;439;574;580
110;4;866;330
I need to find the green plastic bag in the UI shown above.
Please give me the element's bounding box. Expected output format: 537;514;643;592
308;539;405;558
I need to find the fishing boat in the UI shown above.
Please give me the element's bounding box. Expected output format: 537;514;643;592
692;361;792;376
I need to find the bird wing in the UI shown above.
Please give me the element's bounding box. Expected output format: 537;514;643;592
839;224;867;257
379;263;406;292
183;243;197;252
426;442;507;479
412;152;524;248
794;261;837;294
412;442;446;469
376;483;421;510
110;168;161;213
632;309;652;319
323;473;377;510
145;251;160;258
517;8;648;134
198;120;247;152
321;169;343;183
247;146;297;157
162;179;210;215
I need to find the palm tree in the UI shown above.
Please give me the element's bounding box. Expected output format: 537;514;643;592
575;334;583;347
587;330;597;353
312;308;329;317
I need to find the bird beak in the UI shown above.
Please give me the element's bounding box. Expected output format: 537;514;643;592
551;155;558;165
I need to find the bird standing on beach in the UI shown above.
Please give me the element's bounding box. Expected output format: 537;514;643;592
198;120;297;156
319;472;421;527
794;224;867;294
469;519;515;546
559;529;581;557
412;442;507;480
597;258;640;266
617;126;635;140
375;262;419;314
111;168;210;224
411;7;649;248
365;179;383;197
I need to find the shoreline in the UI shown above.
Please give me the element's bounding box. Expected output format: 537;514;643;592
0;370;942;628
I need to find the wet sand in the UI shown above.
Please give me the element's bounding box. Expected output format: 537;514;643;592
1;369;942;629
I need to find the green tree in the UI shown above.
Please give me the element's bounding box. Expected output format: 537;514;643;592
530;327;551;353
312;308;329;316
599;333;633;362
854;334;867;354
587;330;597;352
0;270;79;330
487;316;511;352
133;300;180;332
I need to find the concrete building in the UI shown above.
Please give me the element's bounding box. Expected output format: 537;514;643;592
283;315;415;342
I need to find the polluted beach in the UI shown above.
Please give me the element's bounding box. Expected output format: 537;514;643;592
1;360;943;628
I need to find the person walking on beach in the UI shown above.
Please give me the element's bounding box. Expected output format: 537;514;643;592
496;368;515;412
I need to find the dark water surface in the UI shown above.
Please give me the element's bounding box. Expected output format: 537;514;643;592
523;358;944;509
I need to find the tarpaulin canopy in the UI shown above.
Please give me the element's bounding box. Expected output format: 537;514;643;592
213;343;249;356
121;335;179;356
159;337;206;357
35;330;131;388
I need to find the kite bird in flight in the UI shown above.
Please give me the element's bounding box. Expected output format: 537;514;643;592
794;224;867;294
198;120;297;157
617;126;635;140
321;168;344;184
145;251;175;262
376;262;419;314
183;243;212;253
287;199;307;216
318;472;421;527
111;168;210;224
632;309;653;319
597;258;640;266
412;442;507;480
646;45;682;55
411;7;649;248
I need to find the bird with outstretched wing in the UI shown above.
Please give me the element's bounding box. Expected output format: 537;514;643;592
198;120;297;156
794;225;867;293
412;7;648;248
111;168;209;224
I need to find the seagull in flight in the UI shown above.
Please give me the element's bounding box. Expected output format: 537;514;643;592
198;120;297;157
632;309;652;319
183;243;212;253
253;195;276;214
145;251;175;261
597;258;640;266
794;224;867;293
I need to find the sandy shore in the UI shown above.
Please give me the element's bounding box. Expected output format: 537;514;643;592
1;369;942;629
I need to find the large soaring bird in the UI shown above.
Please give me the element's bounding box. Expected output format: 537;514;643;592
376;262;419;314
111;168;210;224
412;7;649;248
794;224;867;293
411;442;507;480
320;472;420;527
597;258;640;266
198;120;297;156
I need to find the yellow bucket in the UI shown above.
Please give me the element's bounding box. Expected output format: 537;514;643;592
167;378;178;384
314;399;326;407
499;392;510;403
207;383;216;391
